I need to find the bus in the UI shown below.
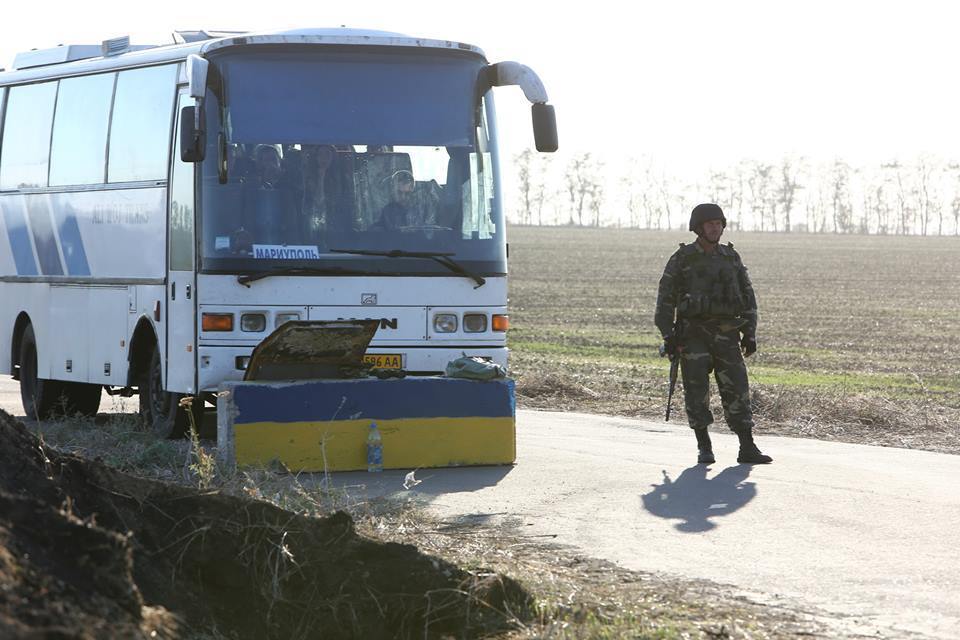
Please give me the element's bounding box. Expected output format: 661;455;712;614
0;28;557;437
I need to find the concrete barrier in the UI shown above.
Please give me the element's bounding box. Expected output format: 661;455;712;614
217;377;516;471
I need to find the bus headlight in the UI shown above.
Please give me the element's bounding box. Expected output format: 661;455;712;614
275;312;300;328
433;313;458;333
241;313;267;332
463;314;487;333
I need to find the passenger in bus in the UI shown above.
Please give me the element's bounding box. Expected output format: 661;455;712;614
234;145;298;250
373;170;442;231
252;145;283;189
280;145;303;189
370;170;417;230
226;144;254;182
301;145;338;235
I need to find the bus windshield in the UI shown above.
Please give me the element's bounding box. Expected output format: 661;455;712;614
199;50;505;277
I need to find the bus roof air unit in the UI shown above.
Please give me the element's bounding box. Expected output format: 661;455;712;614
11;37;157;70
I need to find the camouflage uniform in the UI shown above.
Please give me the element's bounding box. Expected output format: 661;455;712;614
654;241;757;433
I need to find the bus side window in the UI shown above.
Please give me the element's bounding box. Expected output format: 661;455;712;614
0;81;58;190
49;73;115;186
108;65;178;183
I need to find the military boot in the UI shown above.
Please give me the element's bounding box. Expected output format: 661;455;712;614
736;429;773;464
694;428;715;464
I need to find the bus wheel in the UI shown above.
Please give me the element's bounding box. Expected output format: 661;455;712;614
140;346;188;439
18;324;66;420
59;382;103;417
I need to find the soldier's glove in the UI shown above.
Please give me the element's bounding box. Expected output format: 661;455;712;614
660;334;680;359
741;335;757;358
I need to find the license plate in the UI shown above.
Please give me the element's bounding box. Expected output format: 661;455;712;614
363;353;403;369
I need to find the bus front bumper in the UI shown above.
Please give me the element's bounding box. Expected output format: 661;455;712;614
197;345;508;392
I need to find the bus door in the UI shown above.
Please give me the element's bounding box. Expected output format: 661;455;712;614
166;90;198;394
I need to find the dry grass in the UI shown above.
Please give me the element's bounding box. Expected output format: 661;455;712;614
363;506;841;639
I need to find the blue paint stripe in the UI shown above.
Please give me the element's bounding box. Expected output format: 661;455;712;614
26;200;63;276
54;204;91;276
0;199;39;276
232;377;515;424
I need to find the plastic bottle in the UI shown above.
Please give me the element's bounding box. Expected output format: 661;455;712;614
366;421;383;473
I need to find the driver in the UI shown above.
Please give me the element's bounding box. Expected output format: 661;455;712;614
371;170;416;230
372;170;440;230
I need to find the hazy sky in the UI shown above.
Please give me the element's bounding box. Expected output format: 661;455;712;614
4;0;960;176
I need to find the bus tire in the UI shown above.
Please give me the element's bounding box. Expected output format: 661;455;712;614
18;324;63;420
140;345;189;439
59;382;103;417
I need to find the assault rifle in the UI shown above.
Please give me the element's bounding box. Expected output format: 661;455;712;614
659;327;681;421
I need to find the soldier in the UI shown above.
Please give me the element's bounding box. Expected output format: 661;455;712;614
654;203;773;465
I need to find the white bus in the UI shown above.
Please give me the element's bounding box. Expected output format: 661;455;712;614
0;28;557;437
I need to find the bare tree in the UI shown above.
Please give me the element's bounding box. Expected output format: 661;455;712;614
532;153;554;226
804;172;828;233
514;149;534;225
623;157;666;229
777;157;803;232
516;152;960;234
620;157;647;228
563;153;603;226
657;173;679;230
881;161;912;235
948;164;960;236
589;179;605;227
873;165;899;234
829;160;853;233
744;162;775;231
868;177;890;235
728;162;748;230
564;156;580;225
914;155;937;236
708;170;730;211
857;168;880;234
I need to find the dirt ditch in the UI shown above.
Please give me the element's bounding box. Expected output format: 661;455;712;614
0;409;531;639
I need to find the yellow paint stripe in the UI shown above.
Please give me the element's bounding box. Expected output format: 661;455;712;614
234;416;516;471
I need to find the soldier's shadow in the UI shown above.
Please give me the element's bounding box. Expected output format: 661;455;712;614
641;464;755;533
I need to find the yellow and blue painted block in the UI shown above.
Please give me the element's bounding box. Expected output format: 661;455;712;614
217;377;516;471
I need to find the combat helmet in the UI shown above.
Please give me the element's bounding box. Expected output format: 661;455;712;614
689;203;727;232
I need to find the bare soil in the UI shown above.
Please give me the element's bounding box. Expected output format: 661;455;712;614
506;227;960;456
0;409;531;639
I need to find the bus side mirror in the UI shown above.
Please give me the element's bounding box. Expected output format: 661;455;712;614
180;106;206;162
532;103;558;153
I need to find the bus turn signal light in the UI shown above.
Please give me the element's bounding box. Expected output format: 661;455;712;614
202;313;234;332
492;314;509;332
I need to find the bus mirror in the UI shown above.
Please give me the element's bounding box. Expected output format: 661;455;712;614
186;54;209;99
180;106;206;162
532;103;558;152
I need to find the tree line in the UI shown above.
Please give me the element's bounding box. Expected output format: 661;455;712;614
513;149;960;235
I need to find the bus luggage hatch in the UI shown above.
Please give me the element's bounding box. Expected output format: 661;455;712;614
243;320;378;381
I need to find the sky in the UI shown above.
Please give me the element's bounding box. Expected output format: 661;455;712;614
4;0;960;182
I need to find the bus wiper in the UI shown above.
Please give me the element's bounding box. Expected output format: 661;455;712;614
237;266;372;287
329;249;486;288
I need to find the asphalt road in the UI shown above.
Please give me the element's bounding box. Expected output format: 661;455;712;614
335;411;960;639
2;381;957;638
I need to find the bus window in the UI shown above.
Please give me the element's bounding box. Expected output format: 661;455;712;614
49;73;115;186
0;81;58;190
107;65;177;183
170;93;195;271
